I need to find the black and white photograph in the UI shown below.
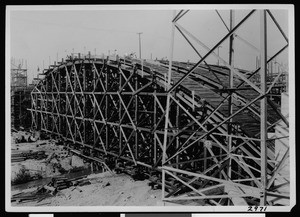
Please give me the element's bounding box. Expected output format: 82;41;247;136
5;5;295;212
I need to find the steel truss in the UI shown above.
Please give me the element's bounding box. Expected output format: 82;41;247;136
30;9;289;206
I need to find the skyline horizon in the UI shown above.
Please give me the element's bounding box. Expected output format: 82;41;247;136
8;6;290;85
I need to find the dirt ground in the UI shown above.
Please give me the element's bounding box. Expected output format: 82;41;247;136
12;171;165;206
10;133;164;206
10;132;205;207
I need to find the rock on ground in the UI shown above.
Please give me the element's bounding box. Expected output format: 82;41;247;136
71;155;85;168
11;138;90;183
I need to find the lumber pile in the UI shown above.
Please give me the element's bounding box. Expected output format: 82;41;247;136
50;176;70;190
115;165;147;181
11;185;56;204
11;174;92;204
11;150;47;162
49;174;91;190
68;175;91;187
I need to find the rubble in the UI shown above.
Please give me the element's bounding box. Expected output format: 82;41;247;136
11;172;93;204
12;130;40;144
71;155;85;168
11;185;55;204
10;129;203;206
11;130;92;186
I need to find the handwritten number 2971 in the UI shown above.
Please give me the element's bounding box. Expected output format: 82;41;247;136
248;206;267;212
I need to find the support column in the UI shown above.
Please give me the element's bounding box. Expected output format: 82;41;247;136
73;64;77;140
260;9;268;206
45;79;48;131
134;70;139;160
65;65;68;139
58;69;61;134
228;9;235;181
153;75;157;165
93;61;96;149
162;10;176;201
83;62;86;144
105;62;109;150
175;90;179;172
119;67;122;156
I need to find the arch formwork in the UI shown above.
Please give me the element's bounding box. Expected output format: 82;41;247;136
30;56;170;172
30;9;290;206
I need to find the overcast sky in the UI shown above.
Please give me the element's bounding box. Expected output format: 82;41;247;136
8;6;290;84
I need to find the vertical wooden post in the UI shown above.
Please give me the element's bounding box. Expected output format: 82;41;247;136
153;75;157;165
162;10;176;201
119;67;122;155
46;75;49;131
260;9;268;206
204;141;207;172
228;9;235;181
73;64;77;139
93;61;96;150
58;67;61;134
65;64;68;139
175;89;180;173
83;61;86;144
135;69;138;160
105;62;109;150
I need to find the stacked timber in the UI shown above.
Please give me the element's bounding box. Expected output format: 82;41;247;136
68;175;91;187
49;175;90;190
11;151;47;162
50;176;70;190
11;174;92;203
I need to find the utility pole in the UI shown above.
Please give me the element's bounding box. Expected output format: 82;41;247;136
137;32;143;59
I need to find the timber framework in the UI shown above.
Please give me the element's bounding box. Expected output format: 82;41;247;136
11;59;33;129
29;9;290;206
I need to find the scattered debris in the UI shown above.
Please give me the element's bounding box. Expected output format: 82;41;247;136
11;173;94;204
103;182;110;187
11;185;55;204
42;152;55;164
10;129;167;206
12;130;40;144
115;164;147;181
71;186;83;192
